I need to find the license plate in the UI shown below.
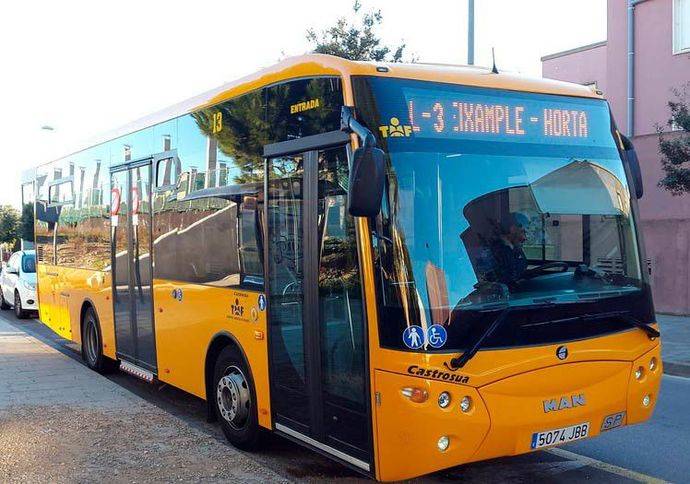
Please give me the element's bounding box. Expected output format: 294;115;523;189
530;422;590;449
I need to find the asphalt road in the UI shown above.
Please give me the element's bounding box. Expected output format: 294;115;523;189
4;311;684;483
567;373;690;483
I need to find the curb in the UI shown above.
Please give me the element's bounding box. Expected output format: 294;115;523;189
663;361;690;378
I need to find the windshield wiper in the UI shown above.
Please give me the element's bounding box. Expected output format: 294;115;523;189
445;304;517;370
444;301;575;370
582;310;660;339
523;310;660;340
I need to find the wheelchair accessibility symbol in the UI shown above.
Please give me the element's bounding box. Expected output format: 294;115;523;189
402;325;425;350
258;294;266;311
427;324;447;349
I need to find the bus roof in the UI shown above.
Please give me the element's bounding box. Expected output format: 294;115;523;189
41;54;603;167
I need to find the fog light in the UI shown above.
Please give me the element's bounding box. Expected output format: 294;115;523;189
642;394;651;407
460;395;473;413
438;391;451;408
635;366;644;380
437;435;450;452
649;357;657;371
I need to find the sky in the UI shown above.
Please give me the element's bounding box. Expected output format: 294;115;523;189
0;0;606;207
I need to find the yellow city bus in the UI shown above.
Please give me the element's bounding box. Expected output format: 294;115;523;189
27;54;662;481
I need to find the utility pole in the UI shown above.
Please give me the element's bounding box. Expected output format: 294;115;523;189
468;0;475;65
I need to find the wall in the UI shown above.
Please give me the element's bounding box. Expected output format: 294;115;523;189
542;42;609;93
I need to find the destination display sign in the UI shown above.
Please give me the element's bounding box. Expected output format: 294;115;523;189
375;84;613;148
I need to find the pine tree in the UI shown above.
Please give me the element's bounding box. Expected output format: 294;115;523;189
306;1;412;62
658;86;690;195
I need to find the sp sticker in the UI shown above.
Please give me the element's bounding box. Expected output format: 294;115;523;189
379;117;413;138
601;411;626;431
402;325;425;350
426;324;447;349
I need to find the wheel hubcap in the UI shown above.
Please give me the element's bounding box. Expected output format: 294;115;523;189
85;319;98;364
216;366;251;430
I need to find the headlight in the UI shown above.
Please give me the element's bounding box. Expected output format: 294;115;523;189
438;391;451;408
460;395;473;413
20;279;35;291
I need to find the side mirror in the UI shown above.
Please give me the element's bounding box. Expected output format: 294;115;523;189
620;134;643;199
348;146;386;217
341;106;386;217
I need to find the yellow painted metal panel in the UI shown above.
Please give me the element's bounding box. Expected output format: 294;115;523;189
153;280;271;429
36;264;115;358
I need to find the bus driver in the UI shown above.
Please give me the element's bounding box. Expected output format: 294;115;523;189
479;212;530;287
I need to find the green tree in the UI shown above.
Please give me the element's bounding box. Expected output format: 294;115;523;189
19;202;34;243
658;86;690;195
0;205;19;247
306;1;411;62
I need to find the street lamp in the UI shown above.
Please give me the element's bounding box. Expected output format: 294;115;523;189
468;0;475;65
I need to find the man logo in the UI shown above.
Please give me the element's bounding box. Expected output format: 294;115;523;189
543;394;586;413
556;345;568;360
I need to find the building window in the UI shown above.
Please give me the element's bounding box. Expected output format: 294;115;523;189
674;0;690;54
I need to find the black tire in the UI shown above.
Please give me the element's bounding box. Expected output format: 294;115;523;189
14;291;28;319
213;346;262;451
81;306;118;374
0;290;10;310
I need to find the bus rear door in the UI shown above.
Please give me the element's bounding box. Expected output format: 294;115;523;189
110;158;156;374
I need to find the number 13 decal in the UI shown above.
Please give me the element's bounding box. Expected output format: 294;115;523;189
211;111;223;134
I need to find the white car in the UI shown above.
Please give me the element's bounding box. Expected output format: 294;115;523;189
0;250;37;319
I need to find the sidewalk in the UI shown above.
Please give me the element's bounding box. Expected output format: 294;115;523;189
656;313;690;377
0;315;289;483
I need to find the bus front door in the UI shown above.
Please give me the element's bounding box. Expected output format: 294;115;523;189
110;159;156;372
265;132;372;473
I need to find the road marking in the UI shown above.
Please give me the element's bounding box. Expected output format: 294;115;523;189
547;447;668;483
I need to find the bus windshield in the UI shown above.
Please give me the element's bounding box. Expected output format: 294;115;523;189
353;76;654;353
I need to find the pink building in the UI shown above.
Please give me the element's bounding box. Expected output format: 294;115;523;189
542;0;690;314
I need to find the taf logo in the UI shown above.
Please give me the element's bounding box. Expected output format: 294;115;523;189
379;117;412;138
231;298;244;317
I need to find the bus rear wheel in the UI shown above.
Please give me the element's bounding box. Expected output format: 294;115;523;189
81;307;117;374
213;346;262;451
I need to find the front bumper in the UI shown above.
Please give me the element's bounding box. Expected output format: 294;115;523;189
373;344;662;481
18;286;38;311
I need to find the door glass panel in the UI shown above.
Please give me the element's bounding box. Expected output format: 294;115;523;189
267;153;308;430
131;164;155;367
317;147;368;454
111;170;134;360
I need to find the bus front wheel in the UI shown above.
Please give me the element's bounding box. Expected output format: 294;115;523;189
213;346;262;451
